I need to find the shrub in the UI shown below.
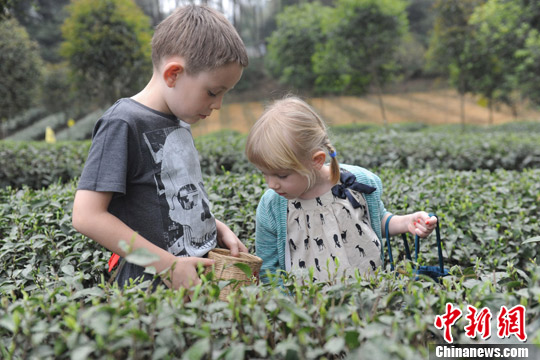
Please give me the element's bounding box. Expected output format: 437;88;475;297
5;112;66;141
2;108;48;139
56;108;105;141
2;123;540;190
0;169;538;359
0;141;90;189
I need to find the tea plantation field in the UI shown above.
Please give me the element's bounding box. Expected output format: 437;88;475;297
0;122;539;359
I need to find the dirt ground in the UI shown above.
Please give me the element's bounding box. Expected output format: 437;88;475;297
190;86;540;137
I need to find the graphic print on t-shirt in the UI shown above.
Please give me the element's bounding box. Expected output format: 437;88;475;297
143;126;216;257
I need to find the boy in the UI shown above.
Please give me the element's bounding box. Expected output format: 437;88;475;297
72;5;249;290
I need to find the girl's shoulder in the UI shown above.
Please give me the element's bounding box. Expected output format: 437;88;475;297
339;164;381;184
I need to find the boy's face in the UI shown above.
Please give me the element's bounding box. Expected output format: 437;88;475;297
165;61;243;124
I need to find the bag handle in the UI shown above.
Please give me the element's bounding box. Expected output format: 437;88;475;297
385;213;444;274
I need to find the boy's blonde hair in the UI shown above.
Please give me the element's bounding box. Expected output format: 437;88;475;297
245;97;340;188
151;5;248;74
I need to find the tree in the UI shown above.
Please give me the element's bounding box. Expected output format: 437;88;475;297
134;0;165;26
516;29;540;107
406;0;436;48
41;63;74;118
313;0;409;126
514;0;540;107
426;0;484;130
9;0;71;64
60;0;153;107
265;2;331;92
0;17;43;137
465;0;525;123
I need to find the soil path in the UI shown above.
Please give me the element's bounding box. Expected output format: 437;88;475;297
190;89;540;137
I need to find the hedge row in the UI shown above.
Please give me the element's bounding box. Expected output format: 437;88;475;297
4;112;67;141
0;141;91;189
1;107;48;138
1;169;539;358
337;131;540;171
2;168;538;289
55;109;105;141
2;123;540;189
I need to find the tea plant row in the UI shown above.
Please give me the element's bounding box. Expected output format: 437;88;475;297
2;122;540;189
1;168;538;359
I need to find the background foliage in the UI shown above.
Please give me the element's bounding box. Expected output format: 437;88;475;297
2;0;540;131
1;0;540;358
3;124;540;190
0;123;539;359
60;0;153;107
265;2;330;92
314;0;408;96
0;18;43;125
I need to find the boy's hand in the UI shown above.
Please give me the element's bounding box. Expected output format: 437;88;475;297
161;257;214;290
215;219;248;256
408;211;437;238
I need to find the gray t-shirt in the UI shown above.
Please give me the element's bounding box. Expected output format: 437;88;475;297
78;98;217;285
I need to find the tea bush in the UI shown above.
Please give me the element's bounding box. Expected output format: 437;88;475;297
1;122;539;358
5;112;67;141
55;109;105;141
0;141;91;189
2;107;48;137
2;123;540;190
336;131;540;171
1;167;539;359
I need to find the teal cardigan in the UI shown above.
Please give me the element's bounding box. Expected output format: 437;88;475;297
254;164;389;280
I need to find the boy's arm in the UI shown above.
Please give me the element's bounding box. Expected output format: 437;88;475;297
72;189;213;289
381;212;437;238
215;219;248;255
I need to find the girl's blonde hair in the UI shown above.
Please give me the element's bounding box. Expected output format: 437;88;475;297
245;96;340;188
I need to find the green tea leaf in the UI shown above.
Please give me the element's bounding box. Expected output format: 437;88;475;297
61;264;75;276
124;248;160;267
233;262;252;278
522;236;540;244
184;338;210;360
225;343;246;360
324;337;345;354
70;344;94;360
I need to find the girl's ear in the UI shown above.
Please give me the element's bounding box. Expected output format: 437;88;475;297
163;62;184;87
312;151;326;170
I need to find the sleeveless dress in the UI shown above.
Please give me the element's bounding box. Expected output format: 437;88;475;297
286;169;382;282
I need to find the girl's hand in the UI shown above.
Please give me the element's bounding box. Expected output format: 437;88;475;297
408;211;437;238
216;219;249;256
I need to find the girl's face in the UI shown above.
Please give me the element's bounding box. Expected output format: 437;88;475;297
259;167;310;200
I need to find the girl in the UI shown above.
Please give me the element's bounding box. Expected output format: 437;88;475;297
245;97;437;282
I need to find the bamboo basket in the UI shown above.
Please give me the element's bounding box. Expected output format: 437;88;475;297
204;248;262;301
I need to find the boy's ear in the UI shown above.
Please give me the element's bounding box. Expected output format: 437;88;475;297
312;151;326;170
163;62;184;87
